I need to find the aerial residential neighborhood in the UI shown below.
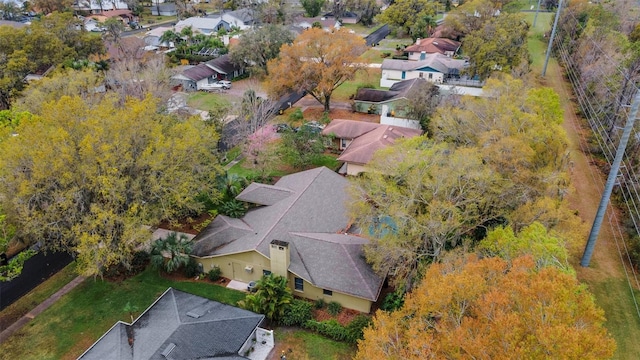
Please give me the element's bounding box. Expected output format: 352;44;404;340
0;0;639;359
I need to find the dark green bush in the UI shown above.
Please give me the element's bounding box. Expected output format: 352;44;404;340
327;301;342;316
314;298;326;309
288;108;304;122
380;290;405;312
218;200;247;218
280;299;313;326
345;315;372;343
183;258;199;278
208;267;222;281
304;319;348;341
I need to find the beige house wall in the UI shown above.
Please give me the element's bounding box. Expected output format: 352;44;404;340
345;163;367;176
288;276;373;313
195;251;272;283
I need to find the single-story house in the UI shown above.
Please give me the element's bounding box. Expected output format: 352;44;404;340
322;120;423;175
190;167;385;313
151;3;177;16
353;78;430;129
322;11;359;24
292;15;340;31
172;55;244;91
78;288;272;360
174;17;231;35
221;8;255;30
73;0;129;13
205;54;245;81
404;37;461;59
380;53;468;87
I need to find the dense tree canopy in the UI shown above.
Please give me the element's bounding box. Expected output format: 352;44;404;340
462;13;529;79
356;255;616;359
0;12;103;109
350;76;570;289
0;96;222;276
266;28;367;111
229;25;294;76
375;0;437;36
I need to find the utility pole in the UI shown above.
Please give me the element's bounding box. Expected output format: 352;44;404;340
541;0;563;77
581;90;640;267
533;0;542;27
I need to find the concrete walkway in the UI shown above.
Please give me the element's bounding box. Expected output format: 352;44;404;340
0;275;86;345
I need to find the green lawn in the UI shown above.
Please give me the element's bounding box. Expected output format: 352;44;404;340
359;48;387;64
0;267;246;360
187;92;231;112
275;329;356;360
227;158;288;179
0;263;78;331
342;23;384;37
312;154;340;171
333;68;383;101
588;278;640;359
524;12;554;72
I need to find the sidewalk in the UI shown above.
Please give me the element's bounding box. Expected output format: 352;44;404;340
0;275;86;345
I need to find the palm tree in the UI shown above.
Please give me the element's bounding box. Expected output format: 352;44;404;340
239;274;293;322
150;232;193;273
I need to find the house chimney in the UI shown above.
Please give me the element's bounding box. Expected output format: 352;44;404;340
416;38;421;45
269;240;290;278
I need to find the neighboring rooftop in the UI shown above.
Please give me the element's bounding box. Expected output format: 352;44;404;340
354;78;429;104
405;38;461;55
381;53;468;75
78;288;265;360
337;124;423;165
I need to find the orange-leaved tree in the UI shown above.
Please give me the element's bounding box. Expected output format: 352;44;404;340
266;27;367;112
356;255;616;360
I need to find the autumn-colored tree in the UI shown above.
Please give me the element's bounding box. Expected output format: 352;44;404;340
266;28;367;112
356;255;616;360
32;0;73;14
444;0;507;36
0;95;222;276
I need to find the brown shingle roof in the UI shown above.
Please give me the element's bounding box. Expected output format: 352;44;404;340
183;63;216;81
338;125;423;165
321;119;381;139
405;37;461;55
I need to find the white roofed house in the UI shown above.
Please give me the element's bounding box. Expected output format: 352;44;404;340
380;53;468;88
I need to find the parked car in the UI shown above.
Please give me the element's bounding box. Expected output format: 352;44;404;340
200;80;232;91
274;123;293;133
298;121;325;134
129;21;141;30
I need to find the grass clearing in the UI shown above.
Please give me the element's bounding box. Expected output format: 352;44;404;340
523;12;553;72
273;329;356;360
312;154;340;171
187;92;231;112
227;158;288;179
333;68;382;101
0;267;246;360
0;263;78;331
588;278;640;359
342;23;383;37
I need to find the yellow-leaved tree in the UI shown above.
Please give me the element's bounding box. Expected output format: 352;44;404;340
265;27;367;112
356;255;616;359
0;95;222;276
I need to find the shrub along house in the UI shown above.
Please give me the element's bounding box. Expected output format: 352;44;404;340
190;167;384;313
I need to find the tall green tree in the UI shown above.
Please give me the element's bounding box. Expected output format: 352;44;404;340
0;95;222;276
462;13;529;80
301;0;325;17
375;0;437;36
239;274;293;322
229;25;294;76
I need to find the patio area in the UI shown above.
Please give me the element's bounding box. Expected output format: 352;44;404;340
227;279;250;292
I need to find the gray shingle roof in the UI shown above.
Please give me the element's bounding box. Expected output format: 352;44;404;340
206;54;240;75
191;167;384;301
183;63;217;81
78;288;263;360
354;78;427;104
235;183;294;206
381;53;467;75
